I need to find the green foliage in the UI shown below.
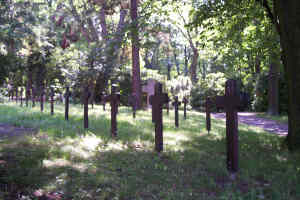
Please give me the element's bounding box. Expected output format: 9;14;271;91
252;73;288;113
190;72;226;110
166;75;192;100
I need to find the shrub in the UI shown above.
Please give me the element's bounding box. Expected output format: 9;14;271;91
190;72;226;111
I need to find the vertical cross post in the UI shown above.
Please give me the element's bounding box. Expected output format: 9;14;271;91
50;87;54;115
172;96;181;128
15;87;18;103
206;97;211;134
215;79;240;173
20;88;24;107
26;83;30;107
149;82;169;152
129;94;137;118
65;86;69;121
40;87;44;112
103;85;120;137
84;86;90;129
32;87;36;107
183;97;188;120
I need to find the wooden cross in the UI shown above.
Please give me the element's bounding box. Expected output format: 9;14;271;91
50;87;54;115
32;87;36;107
40;87;44;112
26;83;30;107
142;79;156;109
83;86;91;129
149;82;169;152
15;87;18;103
103;86;120;137
172;96;181;128
128;94;137;118
65;86;70;121
183;97;188;120
205;97;212;134
20;88;24;107
215;79;240;173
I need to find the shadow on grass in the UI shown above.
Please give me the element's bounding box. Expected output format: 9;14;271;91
1;104;300;199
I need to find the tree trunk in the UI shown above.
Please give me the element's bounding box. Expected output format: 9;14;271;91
190;47;199;84
130;0;142;109
184;46;189;76
267;54;279;115
174;52;180;76
275;0;300;151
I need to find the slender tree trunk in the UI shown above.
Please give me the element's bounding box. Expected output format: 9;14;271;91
276;0;300;151
184;46;189;76
173;52;180;76
190;46;199;84
131;0;142;109
267;54;279;115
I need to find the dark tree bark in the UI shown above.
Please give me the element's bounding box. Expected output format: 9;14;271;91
274;0;300;150
130;0;142;109
267;55;279;116
184;46;189;76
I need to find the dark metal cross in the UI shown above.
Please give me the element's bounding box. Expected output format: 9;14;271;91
149;82;169;153
50;87;54;115
65;86;70;121
25;83;30;107
183;97;188;120
215;79;240;173
15;87;18;103
83;86;91;129
103;86;120;137
128;94;137;118
20;88;24;107
32;87;36;107
40;87;44;112
172;96;181;128
205;97;212;134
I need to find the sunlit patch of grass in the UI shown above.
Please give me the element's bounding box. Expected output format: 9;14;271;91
0;101;300;199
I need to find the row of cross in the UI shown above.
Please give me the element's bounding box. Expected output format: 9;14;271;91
9;79;240;174
151;80;240;174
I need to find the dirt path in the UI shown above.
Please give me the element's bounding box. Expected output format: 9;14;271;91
0;123;37;140
211;112;288;136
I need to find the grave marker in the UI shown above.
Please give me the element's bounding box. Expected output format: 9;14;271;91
15;87;18;103
215;79;240;173
149;82;169;152
32;87;36;107
183;97;188;120
205;97;212;134
172;96;181;128
50;87;54;115
103;85;120;137
142;79;156;109
83;86;91;129
128;94;137;118
40;87;44;112
26;83;30;107
65;86;70;121
20;88;24;107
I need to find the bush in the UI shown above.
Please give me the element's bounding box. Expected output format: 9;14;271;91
190;72;226;111
251;73;288;114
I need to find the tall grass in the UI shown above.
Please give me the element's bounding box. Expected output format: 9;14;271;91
0;101;299;200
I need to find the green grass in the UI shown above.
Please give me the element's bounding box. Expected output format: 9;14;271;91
256;113;288;124
0;101;299;200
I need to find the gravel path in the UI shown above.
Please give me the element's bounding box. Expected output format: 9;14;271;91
211;112;288;136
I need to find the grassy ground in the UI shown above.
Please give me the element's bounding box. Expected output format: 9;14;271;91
0;101;299;200
256;113;288;124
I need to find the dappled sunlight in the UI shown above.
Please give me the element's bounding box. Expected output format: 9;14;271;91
43;159;88;172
